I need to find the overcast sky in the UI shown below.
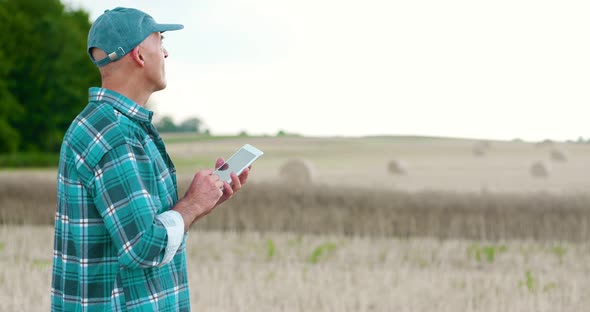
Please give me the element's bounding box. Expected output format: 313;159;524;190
64;0;590;141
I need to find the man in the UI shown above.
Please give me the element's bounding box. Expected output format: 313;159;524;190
51;7;249;311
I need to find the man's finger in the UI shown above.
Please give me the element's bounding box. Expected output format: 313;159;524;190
223;181;233;196
238;167;250;184
215;157;225;170
230;172;241;191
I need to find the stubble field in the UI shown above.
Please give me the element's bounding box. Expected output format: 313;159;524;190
1;136;589;311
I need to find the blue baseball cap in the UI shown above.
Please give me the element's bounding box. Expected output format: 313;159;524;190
88;7;184;67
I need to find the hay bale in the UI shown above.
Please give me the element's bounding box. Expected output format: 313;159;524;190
535;139;554;149
279;158;317;185
550;148;568;162
530;161;550;178
472;140;491;157
387;159;408;175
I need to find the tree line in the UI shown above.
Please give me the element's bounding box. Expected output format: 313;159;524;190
154;116;203;133
0;0;100;154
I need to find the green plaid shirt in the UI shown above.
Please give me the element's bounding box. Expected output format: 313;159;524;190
52;87;190;311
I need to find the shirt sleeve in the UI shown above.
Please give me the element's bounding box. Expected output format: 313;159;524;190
90;142;178;270
155;210;184;266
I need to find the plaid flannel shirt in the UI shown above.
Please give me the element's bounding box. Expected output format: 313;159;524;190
51;87;190;311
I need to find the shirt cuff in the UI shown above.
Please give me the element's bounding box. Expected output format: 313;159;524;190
155;210;185;267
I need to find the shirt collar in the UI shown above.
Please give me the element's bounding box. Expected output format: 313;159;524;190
88;87;153;123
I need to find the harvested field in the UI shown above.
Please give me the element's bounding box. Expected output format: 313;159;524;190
163;136;590;193
1;225;588;312
1;136;590;311
1;174;589;241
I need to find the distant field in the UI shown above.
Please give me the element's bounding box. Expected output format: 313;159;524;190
1;136;589;241
2;135;588;193
163;135;590;193
1;226;588;312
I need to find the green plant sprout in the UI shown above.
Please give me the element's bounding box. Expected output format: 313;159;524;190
551;245;567;265
518;271;557;294
467;244;507;263
308;242;337;263
266;239;276;260
32;259;51;269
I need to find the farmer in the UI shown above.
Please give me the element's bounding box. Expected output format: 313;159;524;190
51;7;250;311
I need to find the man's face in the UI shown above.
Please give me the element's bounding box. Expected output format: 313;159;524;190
141;32;169;91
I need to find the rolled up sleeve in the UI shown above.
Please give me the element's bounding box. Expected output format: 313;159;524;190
155;210;184;266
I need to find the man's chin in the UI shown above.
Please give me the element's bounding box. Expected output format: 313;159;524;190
154;81;167;92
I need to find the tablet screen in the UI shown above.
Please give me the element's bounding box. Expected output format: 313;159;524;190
215;148;256;183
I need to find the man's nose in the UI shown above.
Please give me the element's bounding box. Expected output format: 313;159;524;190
163;48;169;58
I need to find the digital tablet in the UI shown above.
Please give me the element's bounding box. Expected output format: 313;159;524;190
214;144;264;184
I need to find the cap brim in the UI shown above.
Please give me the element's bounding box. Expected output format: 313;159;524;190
155;24;184;32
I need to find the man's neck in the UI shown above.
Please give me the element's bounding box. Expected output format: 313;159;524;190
101;80;152;107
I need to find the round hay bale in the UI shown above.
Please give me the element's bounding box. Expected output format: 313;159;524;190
472;145;486;156
549;148;568;162
472;140;491;157
529;161;550;178
535;139;554;149
279;158;317;185
387;159;408;175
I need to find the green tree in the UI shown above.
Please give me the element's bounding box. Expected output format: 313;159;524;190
0;0;100;153
179;117;201;133
0;8;24;153
154;116;177;133
155;116;202;133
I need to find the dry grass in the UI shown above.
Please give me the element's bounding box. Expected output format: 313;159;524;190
0;169;56;225
1;225;588;312
1;171;590;242
105;135;590;242
187;182;590;242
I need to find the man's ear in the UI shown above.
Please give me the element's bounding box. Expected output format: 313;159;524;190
130;46;145;67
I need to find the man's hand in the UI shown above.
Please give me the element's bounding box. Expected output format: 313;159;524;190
214;157;251;207
172;158;252;232
173;169;224;231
